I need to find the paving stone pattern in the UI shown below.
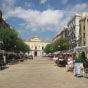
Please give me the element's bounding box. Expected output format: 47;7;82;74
0;57;88;88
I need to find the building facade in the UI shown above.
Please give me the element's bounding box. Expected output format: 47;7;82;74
79;13;88;46
52;27;68;42
52;33;61;42
67;14;81;48
0;10;10;28
52;12;88;57
60;27;68;38
25;37;51;56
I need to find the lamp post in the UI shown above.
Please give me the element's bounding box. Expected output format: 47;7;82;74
58;45;60;51
58;45;60;48
51;47;53;52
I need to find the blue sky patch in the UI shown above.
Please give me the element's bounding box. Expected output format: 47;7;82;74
0;0;88;40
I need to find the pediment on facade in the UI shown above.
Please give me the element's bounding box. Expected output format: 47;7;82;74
31;37;41;42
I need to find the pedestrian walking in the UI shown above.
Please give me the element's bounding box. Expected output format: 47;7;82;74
53;55;58;64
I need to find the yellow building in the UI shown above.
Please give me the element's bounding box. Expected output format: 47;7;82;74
52;27;68;42
52;33;61;42
79;13;88;46
25;37;52;56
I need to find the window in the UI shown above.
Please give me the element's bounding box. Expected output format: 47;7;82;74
42;46;44;50
83;41;86;46
83;33;85;38
32;46;33;49
35;46;37;50
83;25;85;31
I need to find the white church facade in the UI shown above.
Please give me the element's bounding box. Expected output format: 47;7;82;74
25;37;51;56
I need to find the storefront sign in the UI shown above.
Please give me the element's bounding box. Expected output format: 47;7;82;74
74;62;84;77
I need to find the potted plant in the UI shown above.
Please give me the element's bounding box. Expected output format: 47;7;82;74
77;52;86;62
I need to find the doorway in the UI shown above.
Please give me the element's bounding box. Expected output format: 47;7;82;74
34;51;37;56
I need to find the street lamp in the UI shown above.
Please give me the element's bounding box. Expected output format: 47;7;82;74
58;45;60;48
58;45;60;50
0;41;3;44
51;47;53;51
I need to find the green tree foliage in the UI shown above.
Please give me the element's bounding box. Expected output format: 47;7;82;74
77;52;86;62
52;37;72;52
0;28;30;53
44;37;72;54
0;28;18;51
57;37;72;51
43;43;54;54
15;38;30;53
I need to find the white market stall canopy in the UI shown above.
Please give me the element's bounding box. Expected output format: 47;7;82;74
53;51;60;54
75;46;88;52
53;50;73;55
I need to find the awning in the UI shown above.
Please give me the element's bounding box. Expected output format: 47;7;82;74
0;50;6;54
75;46;88;52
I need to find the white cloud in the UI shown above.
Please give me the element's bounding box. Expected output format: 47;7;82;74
71;3;88;13
2;0;16;11
24;1;32;9
64;3;88;20
61;0;68;4
40;0;47;4
2;1;88;34
61;3;88;29
4;7;64;32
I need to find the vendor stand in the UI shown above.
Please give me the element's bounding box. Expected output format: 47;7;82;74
74;46;88;77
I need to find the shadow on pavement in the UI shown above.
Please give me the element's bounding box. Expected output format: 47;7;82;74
0;66;9;70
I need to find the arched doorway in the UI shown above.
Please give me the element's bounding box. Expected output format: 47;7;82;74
34;51;37;56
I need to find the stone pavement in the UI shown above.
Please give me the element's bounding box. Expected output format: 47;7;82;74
0;56;88;88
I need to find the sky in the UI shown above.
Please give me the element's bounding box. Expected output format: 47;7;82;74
0;0;88;40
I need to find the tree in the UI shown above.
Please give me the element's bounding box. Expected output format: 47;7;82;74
44;44;54;54
44;37;72;54
0;28;18;51
52;40;59;52
0;27;30;53
53;37;72;51
77;52;87;62
15;38;30;53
